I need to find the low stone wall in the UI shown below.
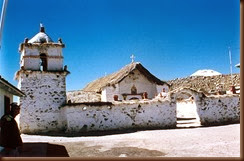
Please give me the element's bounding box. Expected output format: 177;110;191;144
197;94;240;126
61;88;240;133
170;88;240;126
20;87;239;134
61;98;176;133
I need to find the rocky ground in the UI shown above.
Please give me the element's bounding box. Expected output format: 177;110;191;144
18;123;240;158
167;73;240;93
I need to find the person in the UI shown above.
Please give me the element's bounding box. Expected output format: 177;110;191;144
0;102;23;157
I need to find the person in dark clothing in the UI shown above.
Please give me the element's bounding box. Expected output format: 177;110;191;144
0;102;23;157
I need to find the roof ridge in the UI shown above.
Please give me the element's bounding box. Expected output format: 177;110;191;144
83;62;167;92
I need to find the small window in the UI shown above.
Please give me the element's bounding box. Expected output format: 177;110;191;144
131;85;137;94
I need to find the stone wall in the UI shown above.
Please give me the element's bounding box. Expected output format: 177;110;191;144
67;90;101;103
170;88;240;126
167;73;240;93
18;83;240;134
61;98;176;133
61;89;240;133
197;94;240;125
18;71;68;133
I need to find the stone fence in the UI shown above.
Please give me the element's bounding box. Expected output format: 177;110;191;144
61;99;176;133
58;88;240;133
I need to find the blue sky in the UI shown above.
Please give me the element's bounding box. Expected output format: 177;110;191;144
0;0;240;91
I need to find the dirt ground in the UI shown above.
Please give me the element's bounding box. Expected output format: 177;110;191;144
20;123;240;158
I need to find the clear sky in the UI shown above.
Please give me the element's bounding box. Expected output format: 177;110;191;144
0;0;240;92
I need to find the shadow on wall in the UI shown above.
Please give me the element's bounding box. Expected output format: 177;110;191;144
0;143;69;157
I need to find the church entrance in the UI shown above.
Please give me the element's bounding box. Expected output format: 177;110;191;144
173;89;201;128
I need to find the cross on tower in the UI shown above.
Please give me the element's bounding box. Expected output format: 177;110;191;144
40;23;45;32
130;54;135;63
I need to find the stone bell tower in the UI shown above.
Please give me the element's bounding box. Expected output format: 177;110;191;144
15;24;69;134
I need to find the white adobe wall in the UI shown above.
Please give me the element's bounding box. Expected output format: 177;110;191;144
18;71;67;133
62;98;176;132
48;58;63;71
118;69;158;99
102;84;119;102
197;94;240;125
101;89;107;101
20;45;63;71
170;88;240;126
47;47;62;57
20;47;41;70
46;47;63;71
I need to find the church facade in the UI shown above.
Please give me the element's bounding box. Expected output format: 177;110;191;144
82;62;170;102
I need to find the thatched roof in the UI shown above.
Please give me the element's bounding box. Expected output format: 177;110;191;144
83;62;169;93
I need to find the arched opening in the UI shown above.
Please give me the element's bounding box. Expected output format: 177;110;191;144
40;53;48;71
172;89;201;128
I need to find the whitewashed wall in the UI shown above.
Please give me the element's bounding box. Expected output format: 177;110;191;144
47;47;63;57
62;98;176;132
197;94;240;125
20;45;63;71
48;59;63;71
118;69;158;99
102;84;119;102
17;85;240;134
170;88;240;126
18;71;68;133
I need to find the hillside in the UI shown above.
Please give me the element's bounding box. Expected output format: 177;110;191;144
167;73;240;93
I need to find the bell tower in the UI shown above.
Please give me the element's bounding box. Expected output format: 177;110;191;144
15;24;69;134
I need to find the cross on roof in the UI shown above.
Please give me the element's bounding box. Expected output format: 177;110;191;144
130;54;135;63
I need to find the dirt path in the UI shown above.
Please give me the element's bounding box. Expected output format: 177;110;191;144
21;123;240;157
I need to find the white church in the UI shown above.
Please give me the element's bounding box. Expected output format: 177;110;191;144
13;25;240;134
15;25;171;133
82;61;170;102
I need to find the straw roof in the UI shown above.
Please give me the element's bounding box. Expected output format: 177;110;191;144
83;62;169;93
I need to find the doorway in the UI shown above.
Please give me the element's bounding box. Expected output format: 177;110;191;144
174;91;201;128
